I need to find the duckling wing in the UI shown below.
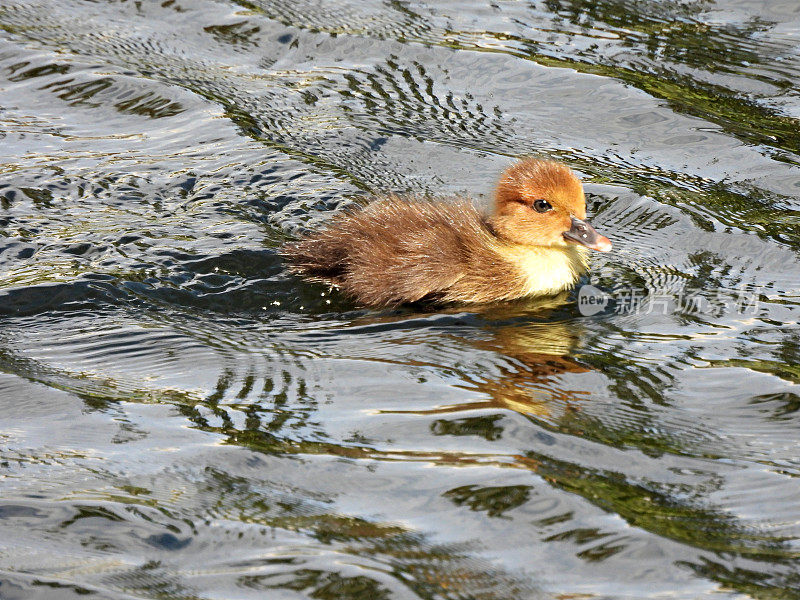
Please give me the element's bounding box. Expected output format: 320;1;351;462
283;198;489;306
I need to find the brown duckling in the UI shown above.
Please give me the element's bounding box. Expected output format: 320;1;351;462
282;158;611;306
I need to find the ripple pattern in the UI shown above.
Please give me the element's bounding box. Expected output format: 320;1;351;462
3;0;800;598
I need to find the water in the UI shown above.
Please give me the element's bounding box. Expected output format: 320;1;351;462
2;0;800;598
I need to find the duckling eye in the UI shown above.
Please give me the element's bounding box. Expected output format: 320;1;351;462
532;199;553;213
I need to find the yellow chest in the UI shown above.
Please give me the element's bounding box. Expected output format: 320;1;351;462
498;244;588;297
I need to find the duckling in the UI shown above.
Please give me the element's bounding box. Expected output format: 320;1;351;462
282;158;611;306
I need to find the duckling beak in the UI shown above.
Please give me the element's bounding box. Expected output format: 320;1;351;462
562;216;612;252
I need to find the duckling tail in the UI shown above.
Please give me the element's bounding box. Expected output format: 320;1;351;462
280;234;348;283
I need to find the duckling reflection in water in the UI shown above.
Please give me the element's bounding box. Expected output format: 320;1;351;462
283;159;611;306
362;308;592;419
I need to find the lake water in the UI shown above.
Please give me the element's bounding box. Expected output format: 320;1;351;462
2;1;800;598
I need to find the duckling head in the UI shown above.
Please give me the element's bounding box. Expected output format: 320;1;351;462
491;159;612;252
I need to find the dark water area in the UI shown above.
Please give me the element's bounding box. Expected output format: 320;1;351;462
2;0;800;598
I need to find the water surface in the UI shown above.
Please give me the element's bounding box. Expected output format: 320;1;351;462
2;0;800;598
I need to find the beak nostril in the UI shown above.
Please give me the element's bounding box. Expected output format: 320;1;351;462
564;215;612;252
